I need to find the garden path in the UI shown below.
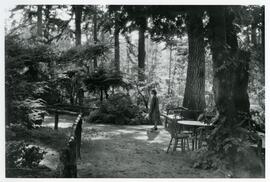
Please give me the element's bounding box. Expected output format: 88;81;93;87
43;114;225;178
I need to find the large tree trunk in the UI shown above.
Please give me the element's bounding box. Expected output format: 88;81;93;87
37;5;43;37
138;18;147;82
208;8;253;172
114;26;120;72
74;5;82;46
225;9;250;114
183;9;206;112
209;7;234;119
208;6;244;131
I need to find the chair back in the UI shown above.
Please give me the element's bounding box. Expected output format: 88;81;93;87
182;110;202;120
167;115;180;138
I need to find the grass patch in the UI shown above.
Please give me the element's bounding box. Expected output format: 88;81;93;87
6;125;69;151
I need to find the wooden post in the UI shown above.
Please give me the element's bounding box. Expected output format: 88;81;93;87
59;113;83;178
59;137;77;178
54;111;59;130
75;116;82;159
68;137;77;177
258;138;262;159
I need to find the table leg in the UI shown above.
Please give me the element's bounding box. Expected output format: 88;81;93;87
195;131;198;150
198;130;202;148
181;139;184;152
192;128;195;151
173;138;178;151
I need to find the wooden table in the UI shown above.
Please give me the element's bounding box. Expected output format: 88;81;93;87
177;120;212;150
177;120;212;127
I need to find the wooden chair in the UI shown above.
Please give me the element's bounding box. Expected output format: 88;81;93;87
194;111;219;149
164;106;188;128
166;115;190;153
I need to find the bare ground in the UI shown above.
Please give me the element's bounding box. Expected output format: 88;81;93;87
77;123;225;178
43;114;264;178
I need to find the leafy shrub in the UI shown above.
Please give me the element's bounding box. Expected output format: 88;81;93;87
193;113;264;177
10;98;48;128
160;94;183;111
5;35;56;128
6;141;46;168
86;93;150;125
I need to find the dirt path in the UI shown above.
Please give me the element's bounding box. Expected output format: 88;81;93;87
77;123;224;178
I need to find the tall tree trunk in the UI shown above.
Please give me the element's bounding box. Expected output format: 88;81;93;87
74;5;82;46
183;9;206;112
93;9;98;68
208;8;253;171
138;17;147;82
100;89;103;101
44;5;51;41
114;26;120;72
209;7;237;130
225;8;250;114
37;5;43;37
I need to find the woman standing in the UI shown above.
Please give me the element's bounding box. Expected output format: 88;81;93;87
149;89;160;131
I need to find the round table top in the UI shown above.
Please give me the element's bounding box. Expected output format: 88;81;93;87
177;120;212;127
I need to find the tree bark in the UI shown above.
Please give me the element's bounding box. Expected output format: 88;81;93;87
183;9;206;112
100;89;103;101
74;5;82;46
114;26;120;72
37;5;43;37
208;7;237;130
225;8;250;114
43;5;51;41
138;17;147;82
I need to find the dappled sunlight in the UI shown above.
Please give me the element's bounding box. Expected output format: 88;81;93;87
84;123;172;147
43;122;73;128
133;133;148;141
116;129;139;134
43;114;77;128
39;147;59;170
77;123;224;178
28;144;59;171
91;136;111;140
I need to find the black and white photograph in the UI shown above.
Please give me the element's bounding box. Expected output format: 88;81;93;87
2;0;268;180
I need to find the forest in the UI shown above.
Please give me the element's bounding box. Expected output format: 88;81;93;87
5;5;265;178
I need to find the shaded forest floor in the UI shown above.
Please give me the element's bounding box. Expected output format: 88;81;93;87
76;123;225;178
41;114;263;178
